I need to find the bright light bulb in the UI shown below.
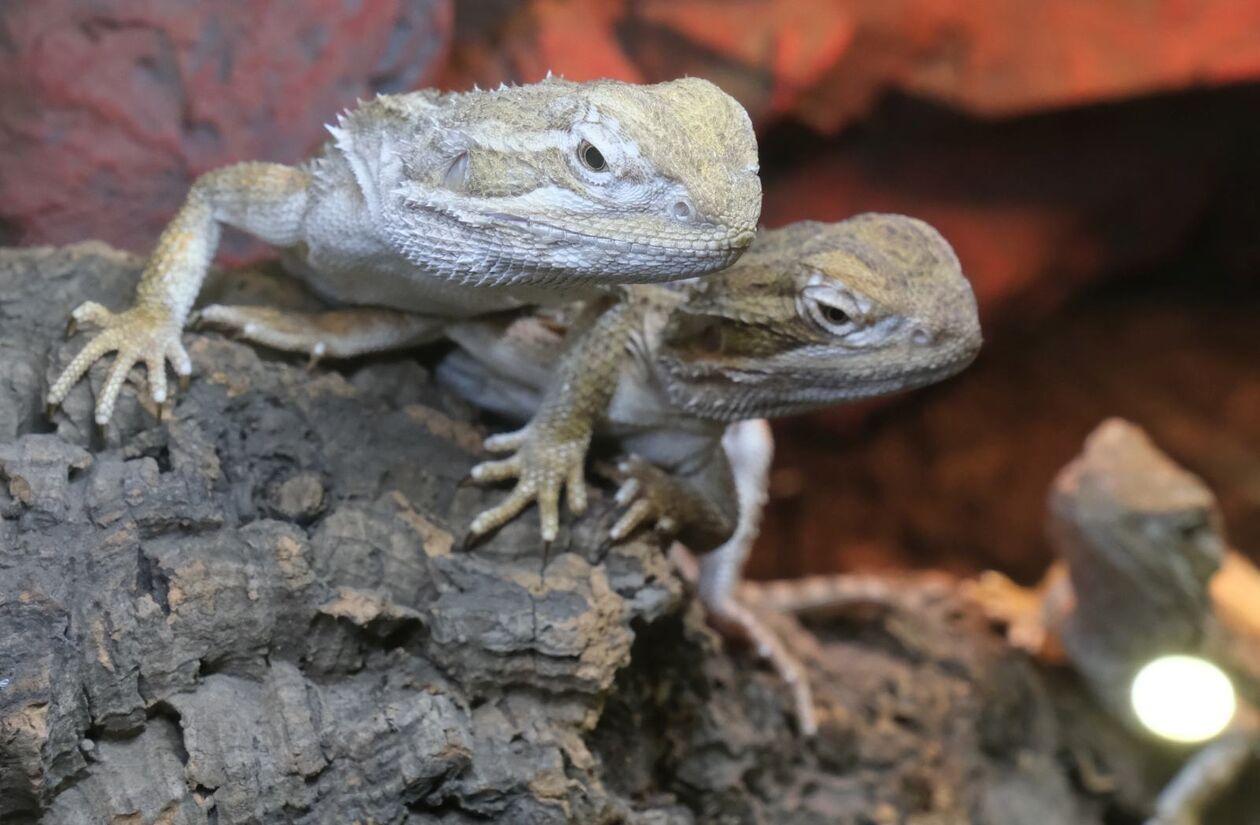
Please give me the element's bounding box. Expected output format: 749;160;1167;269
1130;655;1236;743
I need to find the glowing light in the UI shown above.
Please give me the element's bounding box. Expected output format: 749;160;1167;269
1130;655;1236;743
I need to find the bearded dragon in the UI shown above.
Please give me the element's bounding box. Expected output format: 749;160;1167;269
431;214;983;732
965;419;1260;825
192;214;980;730
45;76;761;425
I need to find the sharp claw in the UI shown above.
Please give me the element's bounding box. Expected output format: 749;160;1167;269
65;317;78;338
306;343;326;370
178;374;190;392
461;529;488;552
457;473;477;489
614;478;640;506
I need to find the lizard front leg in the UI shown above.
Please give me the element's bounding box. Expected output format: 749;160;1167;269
604;451;738;554
47;163;311;424
468;293;651;543
607;429;818;734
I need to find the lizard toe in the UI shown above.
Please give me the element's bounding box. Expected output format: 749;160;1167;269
537;484;561;543
166;339;192;378
613;478;640;507
565;463;587;515
484;427;529;452
611;498;654;541
471;455;523;482
145;354;168;404
96;347;141;425
48;330;122;407
71;301;116;329
469;486;535;538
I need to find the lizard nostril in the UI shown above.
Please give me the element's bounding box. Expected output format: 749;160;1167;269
911;327;932;346
673;200;694;221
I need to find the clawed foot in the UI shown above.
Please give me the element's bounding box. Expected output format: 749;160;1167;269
47;301;190;425
604;455;682;541
467;425;590;543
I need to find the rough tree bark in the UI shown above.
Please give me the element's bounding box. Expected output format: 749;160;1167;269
0;244;1208;823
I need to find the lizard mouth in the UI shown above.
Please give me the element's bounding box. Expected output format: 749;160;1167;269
388;200;755;286
486;212;755;256
658;344;980;420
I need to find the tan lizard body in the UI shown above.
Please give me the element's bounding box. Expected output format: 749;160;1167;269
46;77;761;425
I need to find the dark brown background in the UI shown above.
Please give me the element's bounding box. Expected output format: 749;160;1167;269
2;0;1257;582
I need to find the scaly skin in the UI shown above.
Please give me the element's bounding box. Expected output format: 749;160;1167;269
47;76;761;424
965;419;1260;825
467;293;659;542
435;213;983;731
448;214;983;544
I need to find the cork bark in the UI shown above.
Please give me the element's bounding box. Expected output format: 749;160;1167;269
0;244;1198;824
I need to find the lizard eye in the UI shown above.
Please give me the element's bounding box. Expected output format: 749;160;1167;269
822;305;849;325
578;140;608;172
804;296;859;335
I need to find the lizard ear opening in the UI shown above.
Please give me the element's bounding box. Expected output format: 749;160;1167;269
444;151;470;190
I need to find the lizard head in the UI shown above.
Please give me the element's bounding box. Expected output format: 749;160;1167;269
387;76;761;287
656;214;982;419
1049;419;1226;628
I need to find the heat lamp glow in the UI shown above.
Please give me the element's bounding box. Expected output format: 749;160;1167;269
1129;655;1236;743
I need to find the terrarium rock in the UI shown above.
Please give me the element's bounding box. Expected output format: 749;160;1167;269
0;244;1169;823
